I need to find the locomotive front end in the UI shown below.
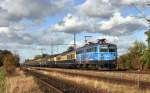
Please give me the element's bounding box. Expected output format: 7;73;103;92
99;44;117;69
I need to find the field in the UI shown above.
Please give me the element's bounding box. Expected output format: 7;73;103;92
0;68;6;93
28;67;150;93
0;68;44;93
1;67;150;93
33;67;150;82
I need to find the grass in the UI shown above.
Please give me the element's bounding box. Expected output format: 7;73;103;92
5;76;43;93
39;70;150;93
0;68;43;93
41;68;150;82
0;68;6;93
0;68;6;80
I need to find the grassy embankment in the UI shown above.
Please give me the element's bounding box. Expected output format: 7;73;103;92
0;68;6;93
0;52;44;93
0;68;43;93
38;70;150;93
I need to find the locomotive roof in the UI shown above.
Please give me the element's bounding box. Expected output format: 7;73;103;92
76;43;116;50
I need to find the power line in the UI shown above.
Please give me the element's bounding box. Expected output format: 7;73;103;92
49;33;77;54
84;36;92;44
131;3;150;24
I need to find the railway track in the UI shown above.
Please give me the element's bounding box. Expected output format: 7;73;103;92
29;67;150;89
35;76;64;93
24;69;64;93
23;67;107;93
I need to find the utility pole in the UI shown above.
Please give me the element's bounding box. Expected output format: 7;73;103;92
49;32;77;54
74;32;76;50
39;48;44;56
51;38;53;55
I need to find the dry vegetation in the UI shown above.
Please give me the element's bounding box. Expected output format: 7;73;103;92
0;50;44;93
40;68;150;82
0;68;43;93
37;70;150;93
3;54;16;75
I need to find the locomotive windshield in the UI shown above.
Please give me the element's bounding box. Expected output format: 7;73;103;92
100;44;116;52
100;49;108;52
108;45;116;52
100;45;108;52
109;49;116;52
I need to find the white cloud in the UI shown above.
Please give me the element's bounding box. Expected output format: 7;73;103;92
96;12;146;35
0;0;71;26
50;14;92;33
0;27;66;46
110;0;150;6
76;0;115;19
0;27;9;32
76;0;150;19
0;0;72;55
50;12;146;36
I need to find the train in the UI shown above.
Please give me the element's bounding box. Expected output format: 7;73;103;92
25;39;117;70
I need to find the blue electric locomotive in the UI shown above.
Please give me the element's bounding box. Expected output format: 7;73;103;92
76;39;117;69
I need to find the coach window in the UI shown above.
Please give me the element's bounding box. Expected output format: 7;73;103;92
71;54;75;59
72;54;75;59
67;55;71;60
57;57;61;61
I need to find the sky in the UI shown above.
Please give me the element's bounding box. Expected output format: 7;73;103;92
0;0;150;63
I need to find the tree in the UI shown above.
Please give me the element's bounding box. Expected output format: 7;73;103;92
118;53;131;69
118;41;145;70
67;46;75;52
0;49;20;71
143;29;150;70
34;55;43;59
3;54;16;74
14;54;20;67
0;50;12;67
0;53;3;66
128;41;146;70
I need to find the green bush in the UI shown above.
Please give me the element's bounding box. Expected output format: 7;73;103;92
0;68;6;93
0;68;6;80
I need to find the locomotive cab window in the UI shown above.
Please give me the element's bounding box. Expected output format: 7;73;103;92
86;47;97;52
100;49;108;52
109;49;116;52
